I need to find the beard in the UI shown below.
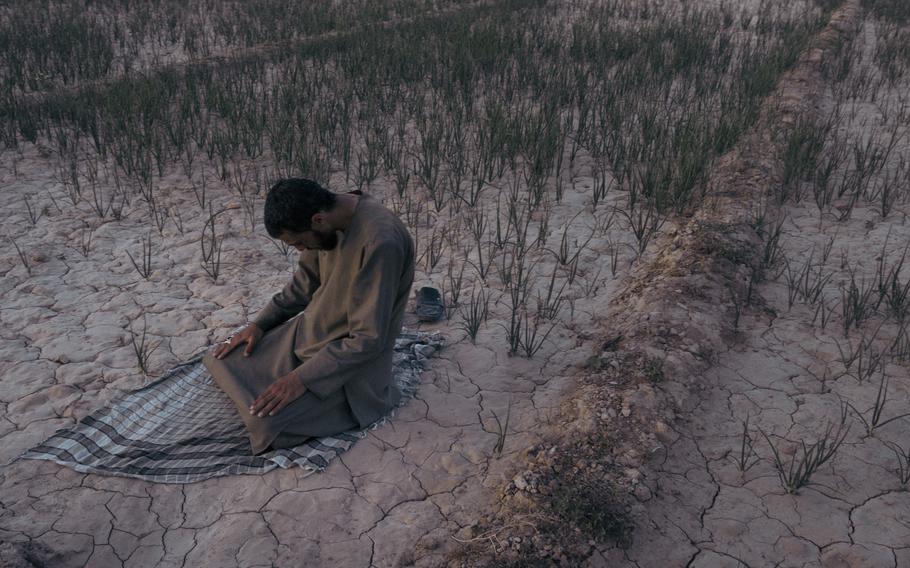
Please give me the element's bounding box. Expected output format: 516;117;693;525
313;229;338;251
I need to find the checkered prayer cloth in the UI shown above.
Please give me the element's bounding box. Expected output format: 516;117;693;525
18;331;443;484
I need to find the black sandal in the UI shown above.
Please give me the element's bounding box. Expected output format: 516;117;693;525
415;286;445;322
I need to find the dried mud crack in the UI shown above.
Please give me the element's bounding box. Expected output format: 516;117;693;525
4;0;910;566
443;1;910;566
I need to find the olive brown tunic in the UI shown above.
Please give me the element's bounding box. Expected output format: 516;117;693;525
202;192;415;454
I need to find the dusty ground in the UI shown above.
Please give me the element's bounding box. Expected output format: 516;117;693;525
453;1;910;566
0;120;623;567
2;0;908;567
614;8;910;566
1;6;644;565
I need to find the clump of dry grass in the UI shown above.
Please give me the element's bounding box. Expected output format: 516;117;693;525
884;440;910;488
732;414;762;473
200;205;224;282
548;473;634;549
126;231;154;279
130;315;161;376
8;236;31;275
758;400;852;494
841;365;910;437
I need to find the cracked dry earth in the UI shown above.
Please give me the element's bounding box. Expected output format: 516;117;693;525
4;5;910;568
0;143;603;565
598;9;910;568
616;300;910;567
0;238;590;568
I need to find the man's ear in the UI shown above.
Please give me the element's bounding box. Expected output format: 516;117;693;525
311;212;327;230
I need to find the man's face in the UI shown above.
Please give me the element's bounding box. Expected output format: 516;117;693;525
279;228;338;252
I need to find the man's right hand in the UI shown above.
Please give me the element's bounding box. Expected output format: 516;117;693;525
213;323;264;359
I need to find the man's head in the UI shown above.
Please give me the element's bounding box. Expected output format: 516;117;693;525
264;178;339;251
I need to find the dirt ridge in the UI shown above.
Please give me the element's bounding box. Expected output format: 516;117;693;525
597;0;863;430
448;1;865;565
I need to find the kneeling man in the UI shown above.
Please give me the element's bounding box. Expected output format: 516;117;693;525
203;178;415;454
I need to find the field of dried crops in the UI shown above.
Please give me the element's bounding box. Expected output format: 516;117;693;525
1;0;908;566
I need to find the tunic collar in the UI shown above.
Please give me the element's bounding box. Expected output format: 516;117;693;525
334;190;367;250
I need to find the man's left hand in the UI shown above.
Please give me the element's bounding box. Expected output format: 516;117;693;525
250;373;307;417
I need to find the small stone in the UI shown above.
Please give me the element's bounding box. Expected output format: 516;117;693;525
513;474;529;491
455;526;474;540
414;344;436;358
634;484;652;502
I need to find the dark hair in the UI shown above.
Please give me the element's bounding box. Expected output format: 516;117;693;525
263;178;337;238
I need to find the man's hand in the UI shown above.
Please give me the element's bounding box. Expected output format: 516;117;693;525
213;323;264;359
250;372;307;417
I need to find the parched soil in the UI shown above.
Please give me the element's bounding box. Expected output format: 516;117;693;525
0;138;605;566
617;8;910;566
2;0;909;567
452;1;910;566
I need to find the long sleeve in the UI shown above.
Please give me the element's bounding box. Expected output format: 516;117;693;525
252;250;321;332
294;238;406;400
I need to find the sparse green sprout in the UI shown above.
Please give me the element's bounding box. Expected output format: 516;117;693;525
842;366;910;437
130;315;161;376
458;286;490;344
23;195;43;225
758;401;851;494
9;237;31;275
126;232;154;280
884;440;910;488
201;206;225;282
491;399;512;457
733;414;762;473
